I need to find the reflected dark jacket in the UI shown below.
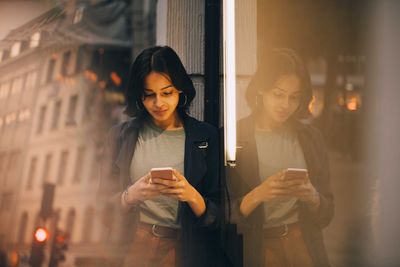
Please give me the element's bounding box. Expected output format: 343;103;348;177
97;114;220;267
227;115;334;267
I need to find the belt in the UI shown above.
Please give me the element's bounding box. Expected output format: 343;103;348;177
137;222;180;239
263;222;301;239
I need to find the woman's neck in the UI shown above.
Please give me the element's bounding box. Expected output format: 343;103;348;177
256;115;283;131
152;112;183;130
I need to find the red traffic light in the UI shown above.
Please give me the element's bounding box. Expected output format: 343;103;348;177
34;227;48;242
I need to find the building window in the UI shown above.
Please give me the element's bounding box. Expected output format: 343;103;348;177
0;82;10;99
36;105;47;134
81;207;94;243
61;51;72;76
5;113;17;125
25;71;37;90
73;6;85;24
0;155;6;181
42;154;53;185
101;204;115;241
75;46;86;73
56;151;69;185
11;77;24;95
18;109;31;122
26;157;37;190
73;146;85;183
46;57;57;83
17;212;28;244
65;209;76;241
51;100;62;130
66;95;78;126
30;32;41;48
10;42;21;57
0;192;12;213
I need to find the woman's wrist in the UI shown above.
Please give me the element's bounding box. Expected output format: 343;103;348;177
305;192;320;211
121;188;139;209
187;185;206;216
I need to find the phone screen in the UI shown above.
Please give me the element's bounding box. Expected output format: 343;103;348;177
284;168;308;180
150;167;174;180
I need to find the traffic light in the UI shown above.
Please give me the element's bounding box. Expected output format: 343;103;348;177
29;227;48;267
49;229;68;267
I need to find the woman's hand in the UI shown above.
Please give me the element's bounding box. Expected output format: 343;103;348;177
122;173;167;207
240;169;320;216
154;169;206;217
154;169;196;202
283;174;320;211
240;170;287;217
253;170;291;202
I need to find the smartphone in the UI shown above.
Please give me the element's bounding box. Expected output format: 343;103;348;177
150;167;175;181
284;168;308;181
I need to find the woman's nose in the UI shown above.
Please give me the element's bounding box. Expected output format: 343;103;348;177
281;97;290;109
154;95;164;107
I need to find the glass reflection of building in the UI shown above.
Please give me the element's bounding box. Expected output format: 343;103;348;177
0;1;214;265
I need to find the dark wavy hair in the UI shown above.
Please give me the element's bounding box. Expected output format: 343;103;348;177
245;48;312;120
124;46;196;118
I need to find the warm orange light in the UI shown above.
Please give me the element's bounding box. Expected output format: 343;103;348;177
346;96;358;111
84;70;98;82
110;72;122;86
34;228;48;242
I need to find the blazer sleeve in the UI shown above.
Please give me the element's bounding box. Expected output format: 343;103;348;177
96;124;137;228
192;126;221;230
301;128;334;229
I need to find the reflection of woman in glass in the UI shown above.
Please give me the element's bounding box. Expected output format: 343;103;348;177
98;46;220;267
229;49;333;267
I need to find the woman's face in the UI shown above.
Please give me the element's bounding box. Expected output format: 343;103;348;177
142;71;181;126
261;74;302;126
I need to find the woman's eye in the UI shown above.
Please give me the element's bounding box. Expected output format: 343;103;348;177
272;91;284;97
143;93;155;98
162;91;173;96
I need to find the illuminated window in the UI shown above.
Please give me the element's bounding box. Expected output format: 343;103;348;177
11;77;23;95
5;113;17;125
0;82;10;99
10;42;21;57
73;6;85;24
18;109;31;122
30;32;41;48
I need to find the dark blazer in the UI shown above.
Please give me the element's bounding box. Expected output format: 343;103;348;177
97;114;221;267
227;115;334;267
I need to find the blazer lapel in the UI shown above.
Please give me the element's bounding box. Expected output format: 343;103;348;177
115;119;141;189
183;117;208;187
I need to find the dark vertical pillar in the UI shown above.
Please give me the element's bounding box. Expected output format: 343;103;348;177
204;0;221;127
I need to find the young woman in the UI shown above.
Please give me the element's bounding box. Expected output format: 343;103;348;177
98;46;220;267
228;48;334;267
